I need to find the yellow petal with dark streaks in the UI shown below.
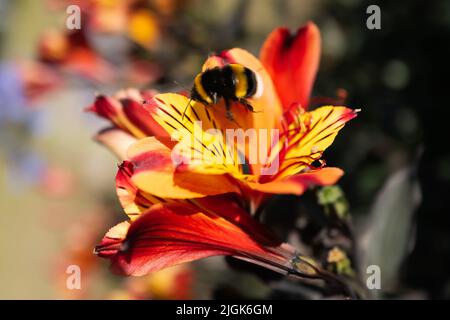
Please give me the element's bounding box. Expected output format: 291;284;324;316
276;106;357;179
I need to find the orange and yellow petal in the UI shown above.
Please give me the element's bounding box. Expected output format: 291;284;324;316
248;167;344;196
95;220;130;258
143;93;247;178
127;137;241;199
116;160;167;220
144;93;224;142
276;106;357;179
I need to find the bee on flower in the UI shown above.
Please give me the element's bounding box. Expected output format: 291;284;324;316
87;22;359;296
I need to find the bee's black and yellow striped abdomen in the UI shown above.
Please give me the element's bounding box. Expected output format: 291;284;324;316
191;63;259;106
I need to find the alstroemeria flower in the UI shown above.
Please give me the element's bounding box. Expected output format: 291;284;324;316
88;23;358;285
107;264;194;300
39;28;115;83
89;22;357;210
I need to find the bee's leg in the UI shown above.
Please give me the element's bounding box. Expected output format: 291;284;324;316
224;99;243;126
239;99;259;113
224;98;234;121
182;98;193;121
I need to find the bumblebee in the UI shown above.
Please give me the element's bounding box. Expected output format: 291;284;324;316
190;63;263;121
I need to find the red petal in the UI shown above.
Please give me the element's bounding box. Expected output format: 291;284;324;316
87;95;167;139
97;203;286;276
95;221;130;258
121;98;167;137
260;22;321;110
88;95;120;121
65;47;115;83
193;194;281;246
116;161;162;220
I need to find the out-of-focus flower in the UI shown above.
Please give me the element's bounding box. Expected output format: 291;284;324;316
40;166;75;197
0;61;59;107
46;0;164;48
128;9;159;49
0;62;59;192
38;29;115;83
126;60;161;86
17;61;61;103
46;0;128;33
53;213;107;299
41;0;195;85
150;0;189;17
144;264;193;299
107;265;193;299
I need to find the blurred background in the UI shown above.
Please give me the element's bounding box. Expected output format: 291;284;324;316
0;0;448;299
